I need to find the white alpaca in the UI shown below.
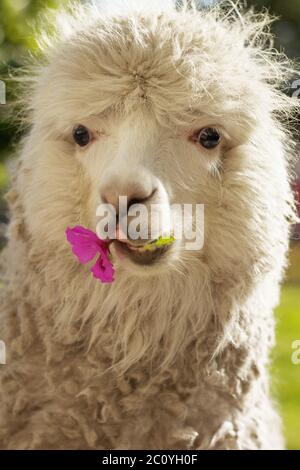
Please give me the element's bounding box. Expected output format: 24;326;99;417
0;0;298;449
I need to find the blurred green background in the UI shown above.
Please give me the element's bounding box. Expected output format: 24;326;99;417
0;0;299;449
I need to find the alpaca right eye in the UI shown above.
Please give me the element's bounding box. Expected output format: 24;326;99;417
191;127;221;150
72;125;92;147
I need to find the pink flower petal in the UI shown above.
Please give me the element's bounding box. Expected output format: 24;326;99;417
66;226;100;247
66;227;99;264
66;226;115;283
91;254;115;283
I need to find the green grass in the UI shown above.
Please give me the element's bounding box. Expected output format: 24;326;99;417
273;284;300;450
286;243;300;283
0;163;7;188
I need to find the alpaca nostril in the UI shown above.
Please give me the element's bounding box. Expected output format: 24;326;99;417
127;198;141;210
127;196;146;210
101;186;157;213
101;194;108;205
127;188;157;211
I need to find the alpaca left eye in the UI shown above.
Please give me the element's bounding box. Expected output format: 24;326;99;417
73;125;92;147
194;128;221;150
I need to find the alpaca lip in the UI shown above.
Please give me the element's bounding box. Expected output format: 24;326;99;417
114;240;171;265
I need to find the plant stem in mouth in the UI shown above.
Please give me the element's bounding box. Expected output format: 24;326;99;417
143;235;175;251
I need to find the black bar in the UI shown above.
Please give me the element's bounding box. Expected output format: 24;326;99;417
0;450;298;466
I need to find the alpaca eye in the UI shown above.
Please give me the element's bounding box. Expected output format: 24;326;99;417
194;128;221;150
73;125;91;147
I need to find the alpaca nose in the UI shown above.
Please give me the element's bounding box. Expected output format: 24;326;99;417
101;188;154;212
100;175;156;214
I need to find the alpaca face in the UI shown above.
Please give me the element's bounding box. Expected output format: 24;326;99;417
21;5;293;279
69;110;226;271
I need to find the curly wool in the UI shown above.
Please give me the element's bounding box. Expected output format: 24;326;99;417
0;0;298;449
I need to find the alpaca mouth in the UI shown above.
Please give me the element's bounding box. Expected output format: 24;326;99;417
114;240;171;265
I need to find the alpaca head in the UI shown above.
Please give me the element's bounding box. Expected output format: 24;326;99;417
18;1;297;281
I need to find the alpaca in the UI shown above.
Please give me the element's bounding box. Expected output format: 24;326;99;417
0;0;298;450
